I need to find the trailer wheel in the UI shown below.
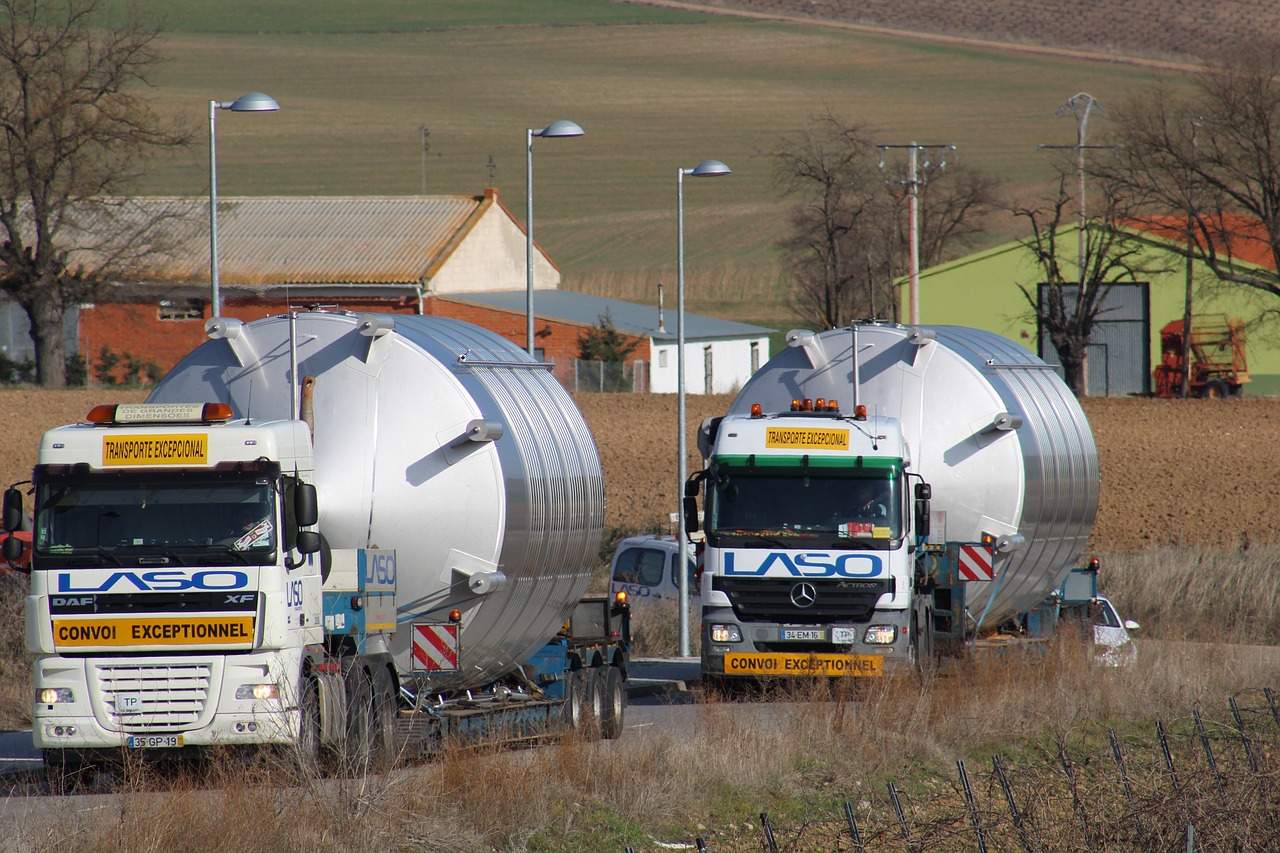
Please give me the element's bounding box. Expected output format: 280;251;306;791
342;666;373;775
296;675;323;777
598;666;626;739
370;666;398;772
565;669;590;733
588;667;606;723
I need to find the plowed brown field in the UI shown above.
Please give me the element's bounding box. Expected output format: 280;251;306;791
2;390;1275;554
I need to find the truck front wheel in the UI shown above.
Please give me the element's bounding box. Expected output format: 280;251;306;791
296;675;323;777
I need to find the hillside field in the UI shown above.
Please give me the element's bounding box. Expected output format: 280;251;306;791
2;389;1276;555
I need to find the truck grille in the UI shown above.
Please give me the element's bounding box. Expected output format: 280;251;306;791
714;576;894;624
96;661;213;732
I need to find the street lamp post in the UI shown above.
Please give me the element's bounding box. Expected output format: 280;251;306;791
209;92;279;318
676;159;731;658
525;120;584;358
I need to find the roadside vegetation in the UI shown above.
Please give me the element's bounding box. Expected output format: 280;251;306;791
4;542;1279;850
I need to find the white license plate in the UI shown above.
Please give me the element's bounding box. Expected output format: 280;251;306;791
780;628;826;641
832;627;857;644
127;734;183;749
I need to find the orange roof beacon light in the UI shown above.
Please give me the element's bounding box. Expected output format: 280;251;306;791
800;398;814;412
1088;556;1101;573
614;590;628;605
854;404;867;421
814;397;826;410
790;399;801;412
826;399;839;412
448;609;462;624
86;402;235;424
750;403;764;418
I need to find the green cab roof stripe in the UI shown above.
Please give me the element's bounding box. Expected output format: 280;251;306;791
711;454;903;473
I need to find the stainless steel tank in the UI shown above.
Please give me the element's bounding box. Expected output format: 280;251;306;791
149;311;603;691
726;322;1098;627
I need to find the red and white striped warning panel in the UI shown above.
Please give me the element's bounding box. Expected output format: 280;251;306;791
958;545;995;581
412;623;459;672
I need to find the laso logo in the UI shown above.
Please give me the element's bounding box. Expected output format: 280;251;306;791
722;551;884;578
56;571;251;593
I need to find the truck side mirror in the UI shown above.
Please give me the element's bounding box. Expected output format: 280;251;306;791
294;483;318;527
683;496;700;535
1;534;23;563
296;530;321;554
914;483;932;500
915;500;930;537
2;488;22;533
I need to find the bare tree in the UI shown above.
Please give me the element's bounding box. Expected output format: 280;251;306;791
1014;171;1167;395
1105;42;1280;321
774;112;999;329
0;0;189;386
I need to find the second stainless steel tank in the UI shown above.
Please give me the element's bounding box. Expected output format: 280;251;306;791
726;322;1098;627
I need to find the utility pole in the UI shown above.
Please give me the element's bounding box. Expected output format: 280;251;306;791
417;125;431;194
876;142;956;325
1036;93;1114;395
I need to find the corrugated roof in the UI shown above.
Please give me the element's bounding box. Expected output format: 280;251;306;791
448;290;772;342
99;195;496;285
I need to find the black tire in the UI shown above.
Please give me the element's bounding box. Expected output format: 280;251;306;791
586;666;606;722
565;668;589;732
296;675;323;777
1202;379;1229;399
598;666;626;740
43;749;91;795
342;666;373;775
370;666;398;772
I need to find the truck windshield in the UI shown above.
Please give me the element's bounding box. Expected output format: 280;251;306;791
32;475;278;568
706;468;902;545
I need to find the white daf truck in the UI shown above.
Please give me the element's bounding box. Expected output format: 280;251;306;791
2;311;629;787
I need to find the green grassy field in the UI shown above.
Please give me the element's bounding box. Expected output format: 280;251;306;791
123;0;1184;328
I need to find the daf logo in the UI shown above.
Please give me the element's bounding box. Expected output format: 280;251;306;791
790;582;817;609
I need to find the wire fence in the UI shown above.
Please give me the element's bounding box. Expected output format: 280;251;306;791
626;687;1280;852
561;359;647;393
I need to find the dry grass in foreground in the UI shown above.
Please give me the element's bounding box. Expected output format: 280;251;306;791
5;542;1280;850
7;634;1278;851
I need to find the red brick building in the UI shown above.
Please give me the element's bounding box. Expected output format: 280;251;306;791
3;191;771;391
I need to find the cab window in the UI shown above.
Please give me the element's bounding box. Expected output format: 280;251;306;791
614;548;666;586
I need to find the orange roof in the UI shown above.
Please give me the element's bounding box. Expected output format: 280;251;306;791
1123;214;1275;271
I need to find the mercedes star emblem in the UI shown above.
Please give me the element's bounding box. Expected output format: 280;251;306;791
790;581;817;608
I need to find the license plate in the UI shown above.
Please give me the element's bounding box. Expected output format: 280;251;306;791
127;734;183;749
832;627;857;644
780;628;826;641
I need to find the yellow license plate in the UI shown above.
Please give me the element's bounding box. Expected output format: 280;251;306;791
724;652;884;677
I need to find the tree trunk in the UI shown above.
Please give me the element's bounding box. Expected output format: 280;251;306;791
30;291;67;388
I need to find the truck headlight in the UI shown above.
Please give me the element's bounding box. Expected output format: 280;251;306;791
38;687;74;704
235;683;280;701
864;625;897;644
709;624;742;643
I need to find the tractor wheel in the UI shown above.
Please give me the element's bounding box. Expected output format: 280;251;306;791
1202;379;1229;399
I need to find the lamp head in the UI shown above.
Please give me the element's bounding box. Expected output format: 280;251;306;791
226;92;280;112
533;119;584;139
689;159;731;177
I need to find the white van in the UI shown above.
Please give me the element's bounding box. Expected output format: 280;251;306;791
609;534;698;603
